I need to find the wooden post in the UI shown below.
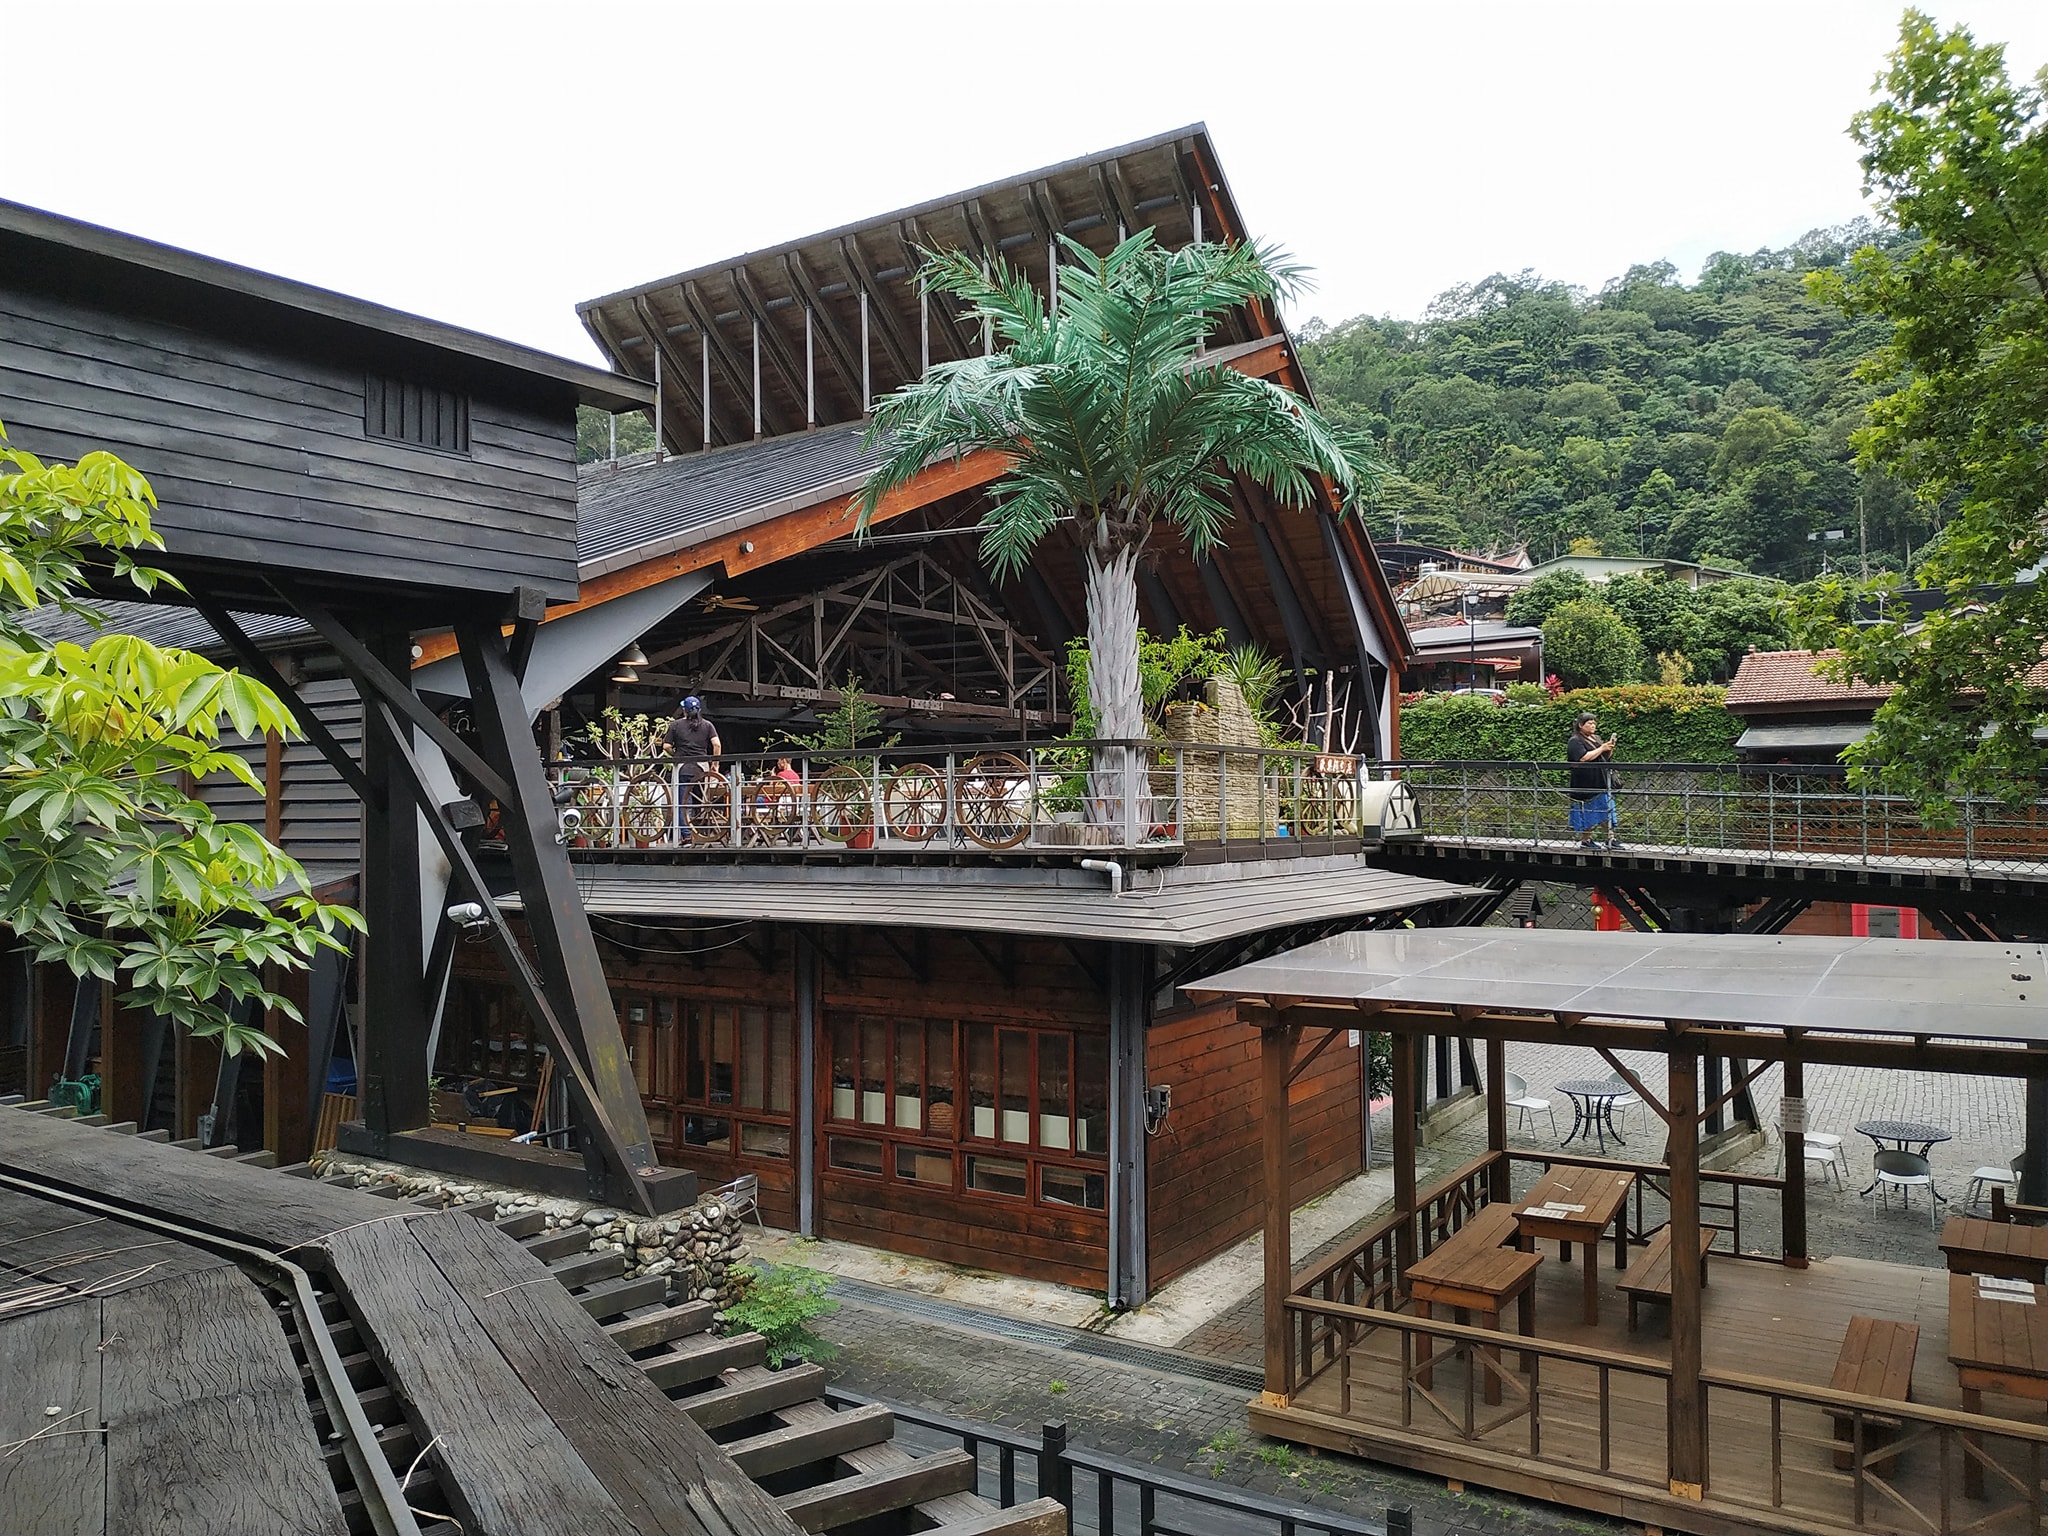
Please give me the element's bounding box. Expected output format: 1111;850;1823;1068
1392;1031;1419;1276
1782;1053;1808;1268
1260;1014;1297;1400
2024;1044;2048;1205
795;929;819;1238
1486;1037;1509;1202
1666;1047;1706;1500
1108;942;1149;1309
358;631;429;1146
700;337;711;452
804;307;816;428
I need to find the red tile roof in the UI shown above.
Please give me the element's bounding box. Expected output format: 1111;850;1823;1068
1724;650;1890;710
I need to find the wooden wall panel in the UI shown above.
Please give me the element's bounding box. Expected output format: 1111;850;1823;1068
1145;1000;1365;1289
817;1171;1108;1293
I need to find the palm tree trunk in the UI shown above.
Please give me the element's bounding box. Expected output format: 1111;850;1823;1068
1084;544;1146;841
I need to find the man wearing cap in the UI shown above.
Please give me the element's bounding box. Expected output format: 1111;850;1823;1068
665;696;721;841
1565;711;1620;848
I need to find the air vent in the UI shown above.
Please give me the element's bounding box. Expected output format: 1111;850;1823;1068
364;375;470;455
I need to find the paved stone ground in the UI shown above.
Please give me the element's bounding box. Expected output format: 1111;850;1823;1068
1178;1042;2021;1366
820;1296;1625;1536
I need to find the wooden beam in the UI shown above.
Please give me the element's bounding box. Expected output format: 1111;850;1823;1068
1284;1024;1345;1087
684;280;797;438
1594;1047;1669;1124
837;234;917;386
776;1448;978;1532
1260;1016;1297;1399
627;297;720;451
1485;1037;1508;1202
1391;1031;1418;1277
1781;1054;1807;1268
731;269;813;425
783;251;864;409
1665;1048;1706;1499
724;1401;893;1479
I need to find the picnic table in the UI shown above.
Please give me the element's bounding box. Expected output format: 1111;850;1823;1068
1557;1079;1629;1153
1515;1165;1635;1326
1406;1204;1542;1405
1948;1271;2048;1496
1941;1218;2048;1283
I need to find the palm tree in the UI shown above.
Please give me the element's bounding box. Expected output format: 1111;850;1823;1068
855;231;1382;833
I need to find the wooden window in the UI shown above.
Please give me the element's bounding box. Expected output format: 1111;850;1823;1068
622;990;793;1162
364;375;470;455
824;1010;1107;1215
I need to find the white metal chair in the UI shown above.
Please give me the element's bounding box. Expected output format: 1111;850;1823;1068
1504;1072;1559;1140
712;1172;764;1231
1869;1149;1944;1229
1774;1120;1850;1187
1965;1156;2020;1214
1603;1072;1644;1134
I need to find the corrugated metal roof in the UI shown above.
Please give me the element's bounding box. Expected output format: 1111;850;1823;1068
1736;723;1872;752
529;856;1475;944
1181;927;2048;1043
575;423;888;574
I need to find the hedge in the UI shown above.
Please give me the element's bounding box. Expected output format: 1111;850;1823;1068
1397;685;1741;764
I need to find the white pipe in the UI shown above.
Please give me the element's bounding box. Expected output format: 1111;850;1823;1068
1081;858;1124;897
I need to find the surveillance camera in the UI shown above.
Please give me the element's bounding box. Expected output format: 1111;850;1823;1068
446;901;487;929
560;807;584;834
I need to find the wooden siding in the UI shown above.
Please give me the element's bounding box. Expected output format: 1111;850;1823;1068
196;678;362;871
1146;999;1365;1289
0;254;581;601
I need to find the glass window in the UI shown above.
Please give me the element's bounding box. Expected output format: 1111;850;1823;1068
829;1136;883;1176
859;1017;888;1124
766;1008;792;1115
710;1004;735;1105
894;1021;923;1131
685;1003;708;1103
966;1154;1028;1198
1076;1033;1109;1159
1038;1033;1071;1152
926;1020;955;1137
683;1113;730;1150
830;1015;857;1122
741;1122;790;1159
966;1024;996;1140
739;1004;766;1111
644;1106;671;1141
624;997;653;1095
999;1030;1030;1143
1041;1165;1106;1210
896;1144;952;1185
651;997;676;1100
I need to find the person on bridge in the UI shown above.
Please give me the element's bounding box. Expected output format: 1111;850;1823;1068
1566;711;1621;848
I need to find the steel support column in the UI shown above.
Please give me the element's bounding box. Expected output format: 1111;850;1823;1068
358;630;430;1145
796;929;820;1238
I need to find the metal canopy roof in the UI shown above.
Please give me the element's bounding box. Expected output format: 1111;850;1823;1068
524;858;1475;945
1182;927;2048;1044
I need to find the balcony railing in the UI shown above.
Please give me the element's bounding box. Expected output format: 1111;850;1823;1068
545;741;1416;854
1386;760;2048;874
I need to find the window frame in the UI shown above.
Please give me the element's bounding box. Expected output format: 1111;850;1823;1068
617;988;796;1164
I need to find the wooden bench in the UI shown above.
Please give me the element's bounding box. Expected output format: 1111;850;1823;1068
1616;1226;1715;1332
1827;1315;1919;1472
1421;1200;1521;1259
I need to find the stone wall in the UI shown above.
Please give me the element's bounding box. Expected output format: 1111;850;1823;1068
1159;677;1270;837
312;1151;748;1310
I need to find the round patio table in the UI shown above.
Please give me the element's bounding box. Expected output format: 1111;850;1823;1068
1557;1079;1629;1154
1855;1119;1952;1197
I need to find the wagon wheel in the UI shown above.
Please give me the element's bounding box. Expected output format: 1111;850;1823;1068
883;763;946;844
808;764;873;844
618;774;673;845
957;752;1032;850
686;769;733;840
1292;774;1338;838
573;779;617;848
745;777;802;843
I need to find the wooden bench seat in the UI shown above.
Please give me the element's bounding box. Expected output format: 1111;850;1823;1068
1422;1200;1521;1260
1616;1226;1715;1332
1828;1315;1919;1472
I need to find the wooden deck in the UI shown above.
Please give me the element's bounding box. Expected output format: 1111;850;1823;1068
1264;1241;2048;1536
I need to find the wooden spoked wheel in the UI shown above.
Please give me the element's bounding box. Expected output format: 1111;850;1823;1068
573;779;617;848
808;764;873;844
1292;776;1340;838
745;777;802;841
684;769;732;840
957;752;1032;850
883;763;946;843
618;775;674;845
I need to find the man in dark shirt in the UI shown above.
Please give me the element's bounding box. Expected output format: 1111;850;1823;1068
1565;711;1620;848
665;696;721;840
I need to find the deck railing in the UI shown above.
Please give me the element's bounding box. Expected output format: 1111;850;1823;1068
1281;1294;2048;1536
1386;759;2048;873
544;740;1410;854
1507;1148;1783;1260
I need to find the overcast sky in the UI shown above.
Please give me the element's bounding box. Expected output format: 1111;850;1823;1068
10;1;2048;367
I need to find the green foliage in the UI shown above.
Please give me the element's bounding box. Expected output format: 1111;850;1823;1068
1365;1032;1394;1100
1221;645;1283;720
1542;599;1644;687
1298;220;1924;578
1062;626;1235;738
581;707;668;761
1800;11;2048;810
574;405;656;464
721;1261;840;1367
1048;1379;1068;1395
775;674;899;754
1504;569;1594;629
1399;686;1741;764
0;427;360;1055
1503;680;1551;705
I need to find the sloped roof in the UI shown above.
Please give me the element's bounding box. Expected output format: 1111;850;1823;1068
1725;649;1889;711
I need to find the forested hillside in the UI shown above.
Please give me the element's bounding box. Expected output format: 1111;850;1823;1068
1297;222;1932;581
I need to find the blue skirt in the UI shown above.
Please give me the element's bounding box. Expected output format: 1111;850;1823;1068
1569;793;1617;831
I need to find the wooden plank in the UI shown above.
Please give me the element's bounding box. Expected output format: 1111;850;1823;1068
639;1330;767;1391
0;1296;103;1536
323;1214;638;1536
577;1273;669;1319
494;1209;548;1239
0;1186;230;1287
401;1210;806;1536
675;1362;829;1430
101;1266;349;1536
776;1447;978;1531
522;1226;592;1261
724;1402;895;1479
605;1300;715;1352
548;1248;627;1289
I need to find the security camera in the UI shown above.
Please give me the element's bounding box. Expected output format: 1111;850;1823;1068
445;901;488;930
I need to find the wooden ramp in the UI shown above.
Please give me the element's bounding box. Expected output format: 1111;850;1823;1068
0;1100;1064;1536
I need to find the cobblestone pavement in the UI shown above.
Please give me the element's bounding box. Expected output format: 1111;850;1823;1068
820;1295;1623;1536
1178;1041;2020;1366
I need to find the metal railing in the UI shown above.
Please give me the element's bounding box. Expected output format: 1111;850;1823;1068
546;741;1411;855
823;1388;1391;1536
1386;759;2048;874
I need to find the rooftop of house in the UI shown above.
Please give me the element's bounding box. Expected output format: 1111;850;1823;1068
1724;649;1891;712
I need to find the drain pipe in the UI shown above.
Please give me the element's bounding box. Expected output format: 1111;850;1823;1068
1080;857;1124;896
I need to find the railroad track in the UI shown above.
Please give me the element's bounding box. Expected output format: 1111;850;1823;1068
0;1098;1063;1536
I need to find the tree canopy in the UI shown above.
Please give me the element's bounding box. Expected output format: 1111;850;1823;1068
0;428;358;1056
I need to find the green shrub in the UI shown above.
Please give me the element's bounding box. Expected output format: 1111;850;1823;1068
1542;599;1644;687
721;1261;840;1367
1398;685;1740;764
